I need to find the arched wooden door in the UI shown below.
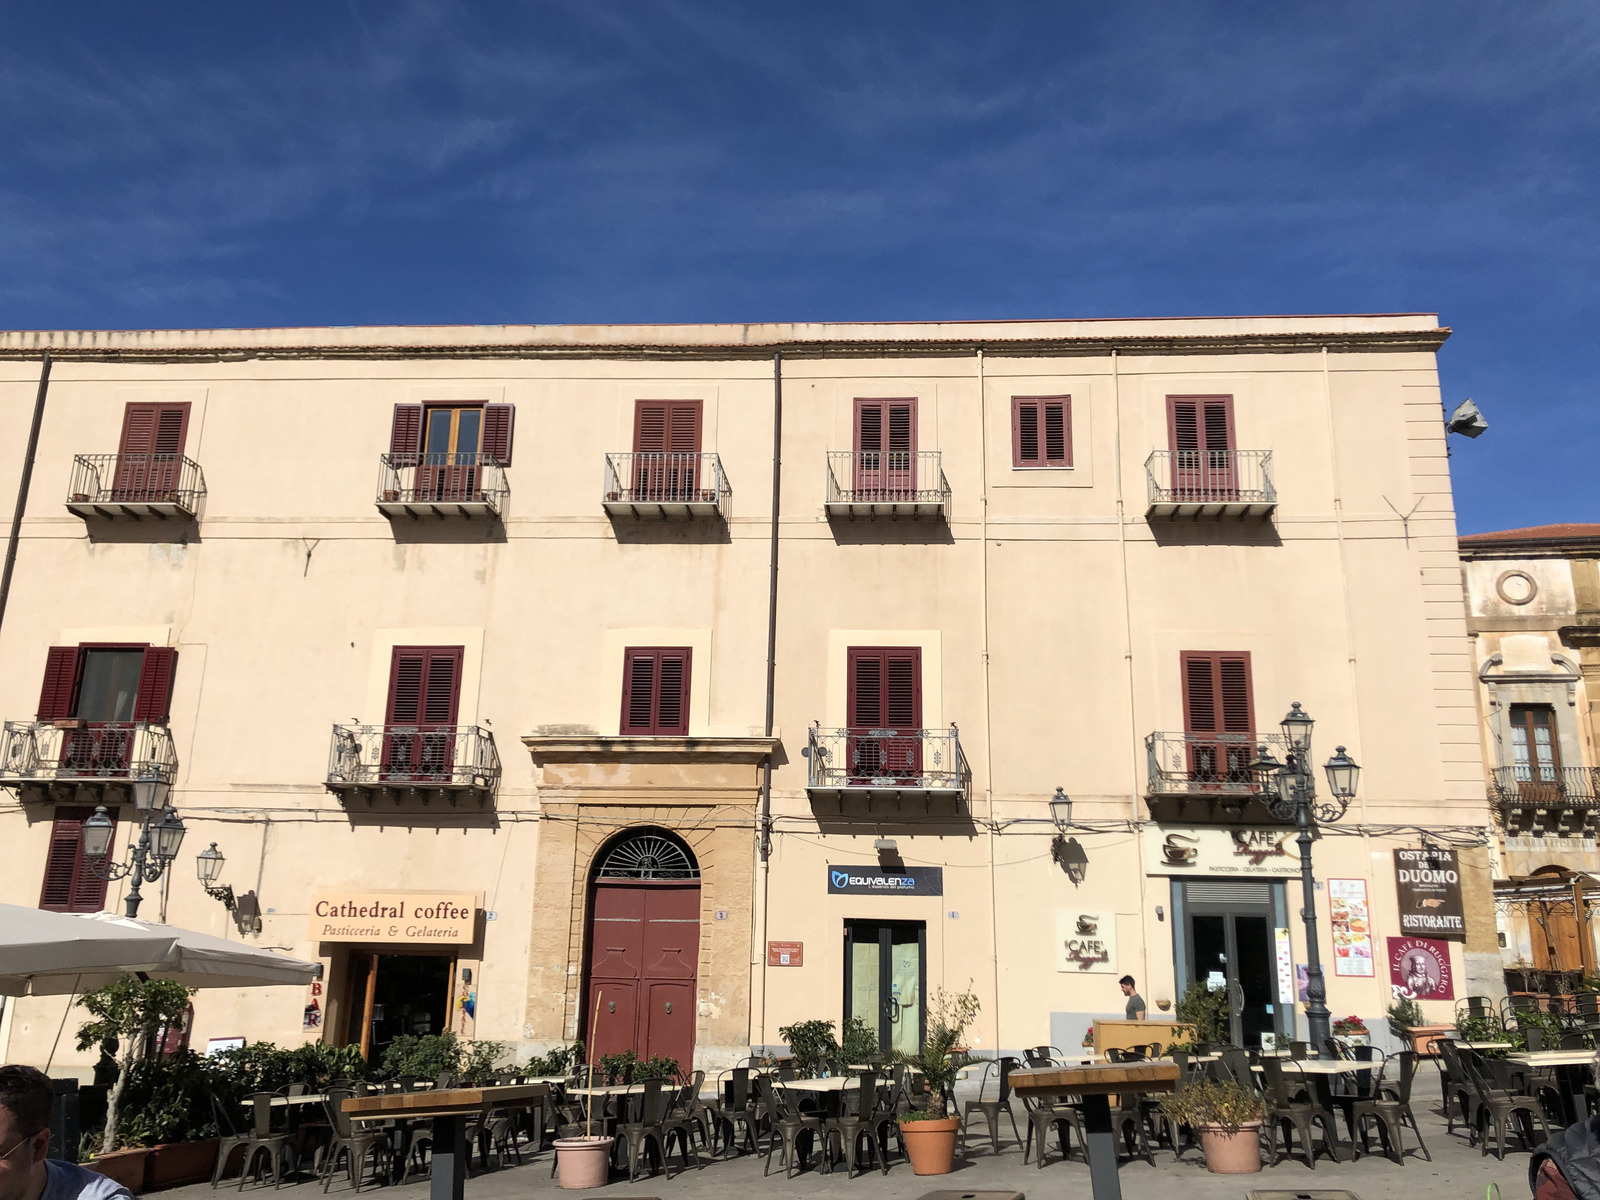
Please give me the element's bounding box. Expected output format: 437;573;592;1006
584;829;701;1070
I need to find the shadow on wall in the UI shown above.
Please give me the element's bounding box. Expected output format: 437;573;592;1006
828;518;955;547
388;518;509;546
608;517;732;546
80;517;201;546
1145;520;1283;549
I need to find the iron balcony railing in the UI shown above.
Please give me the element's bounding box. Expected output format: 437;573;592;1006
806;723;968;795
603;452;729;517
377;453;508;516
1491;766;1600;814
0;721;178;786
1145;730;1290;797
825;451;950;516
1145;449;1275;516
327;723;501;793
67;453;205;518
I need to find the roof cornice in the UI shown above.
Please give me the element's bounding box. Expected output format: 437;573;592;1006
0;323;1450;364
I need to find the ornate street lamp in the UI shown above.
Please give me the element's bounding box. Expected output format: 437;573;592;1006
82;799;186;919
1049;788;1090;884
1250;704;1361;1049
195;842;264;934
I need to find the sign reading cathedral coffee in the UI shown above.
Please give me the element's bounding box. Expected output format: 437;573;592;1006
307;891;478;943
1392;848;1465;942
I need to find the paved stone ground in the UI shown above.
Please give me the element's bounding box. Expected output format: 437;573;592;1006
168;1096;1543;1200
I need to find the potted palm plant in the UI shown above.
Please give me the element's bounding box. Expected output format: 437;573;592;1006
893;986;980;1175
1157;1078;1264;1174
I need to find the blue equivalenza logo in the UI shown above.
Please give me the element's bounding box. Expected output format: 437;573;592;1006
831;870;849;889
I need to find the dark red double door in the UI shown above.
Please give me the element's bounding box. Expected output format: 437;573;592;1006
586;881;700;1069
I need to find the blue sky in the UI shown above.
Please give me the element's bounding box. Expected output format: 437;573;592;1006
1;2;1594;533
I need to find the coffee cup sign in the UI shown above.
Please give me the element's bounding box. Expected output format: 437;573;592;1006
1057;910;1117;973
1393;848;1465;942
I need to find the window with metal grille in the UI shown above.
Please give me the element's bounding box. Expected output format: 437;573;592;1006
39;806;115;912
595;828;700;879
846;647;923;781
381;646;464;782
1012;396;1071;468
621;648;692;736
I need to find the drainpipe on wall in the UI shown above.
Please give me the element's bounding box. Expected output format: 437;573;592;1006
0;352;52;643
753;349;783;1052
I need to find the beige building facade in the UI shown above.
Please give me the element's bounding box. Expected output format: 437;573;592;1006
0;315;1495;1075
1459;524;1600;981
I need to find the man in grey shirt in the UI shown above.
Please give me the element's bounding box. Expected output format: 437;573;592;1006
1119;975;1146;1020
0;1065;131;1200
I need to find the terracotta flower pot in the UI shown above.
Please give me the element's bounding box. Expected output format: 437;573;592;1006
1405;1024;1457;1057
1198;1122;1262;1174
898;1116;960;1175
145;1138;220;1190
554;1136;614;1189
88;1148;151;1194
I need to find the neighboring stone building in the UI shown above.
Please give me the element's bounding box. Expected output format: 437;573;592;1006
1460;524;1600;982
0;314;1496;1075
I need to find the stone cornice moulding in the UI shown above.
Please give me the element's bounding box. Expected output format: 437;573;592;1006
0;321;1449;363
523;734;782;765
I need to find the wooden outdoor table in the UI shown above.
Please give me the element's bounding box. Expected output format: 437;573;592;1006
1510;1050;1598;1067
342;1082;548;1200
1461;1041;1514;1051
1510;1050;1598;1124
1251;1058;1359;1075
1010;1060;1179;1200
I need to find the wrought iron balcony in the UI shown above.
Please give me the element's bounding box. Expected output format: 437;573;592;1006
377;453;507;519
1491;766;1600;837
67;454;205;520
1145;730;1292;800
1145;449;1275;519
825;451;949;519
603;452;729;519
326;723;501;804
805;724;968;803
0;720;178;803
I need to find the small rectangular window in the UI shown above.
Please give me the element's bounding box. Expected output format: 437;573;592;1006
1012;396;1071;468
621;647;692;736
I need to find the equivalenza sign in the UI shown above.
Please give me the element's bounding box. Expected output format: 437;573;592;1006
825;865;944;896
307;892;478;943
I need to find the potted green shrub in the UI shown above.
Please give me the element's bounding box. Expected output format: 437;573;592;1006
75;975;195;1189
893;985;980;1175
1157;1078;1264;1174
777;1019;839;1077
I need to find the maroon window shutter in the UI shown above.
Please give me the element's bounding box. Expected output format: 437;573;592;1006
666;402;702;456
40;806;113;913
133;647;178;723
1218;653;1253;736
117;405;158;456
1169;399;1200;455
620;647;691;735
1012;396;1071;467
634;403;668;454
152;406;190;456
854;399;915;454
855;402;883;456
386;647;463;725
482;404;515;467
390;405;424;461
887;401;915;454
848;648;921;729
37;647;82;720
1168;395;1234;454
1181;652;1219;734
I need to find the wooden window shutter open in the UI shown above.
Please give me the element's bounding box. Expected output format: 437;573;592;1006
390;405;424;462
481;404;515;466
1012;396;1071;467
620;647;691;736
133;647;178;723
37;646;82;720
40;806;114;913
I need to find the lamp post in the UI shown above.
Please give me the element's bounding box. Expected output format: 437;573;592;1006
81;773;186;918
1250;703;1361;1049
1049;786;1090;885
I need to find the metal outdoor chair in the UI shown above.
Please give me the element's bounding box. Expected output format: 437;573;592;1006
754;1075;824;1178
209;1093;292;1190
1260;1059;1339;1169
319;1087;391;1193
822;1071;892;1177
1462;1050;1554;1160
1350;1051;1432;1164
712;1067;759;1156
959;1057;1023;1157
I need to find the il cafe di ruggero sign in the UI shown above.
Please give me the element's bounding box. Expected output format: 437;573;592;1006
826;865;944;896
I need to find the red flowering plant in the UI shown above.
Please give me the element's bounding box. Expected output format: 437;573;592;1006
1331;1015;1368;1036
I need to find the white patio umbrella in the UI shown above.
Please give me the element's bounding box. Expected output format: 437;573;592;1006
0;905;319;996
